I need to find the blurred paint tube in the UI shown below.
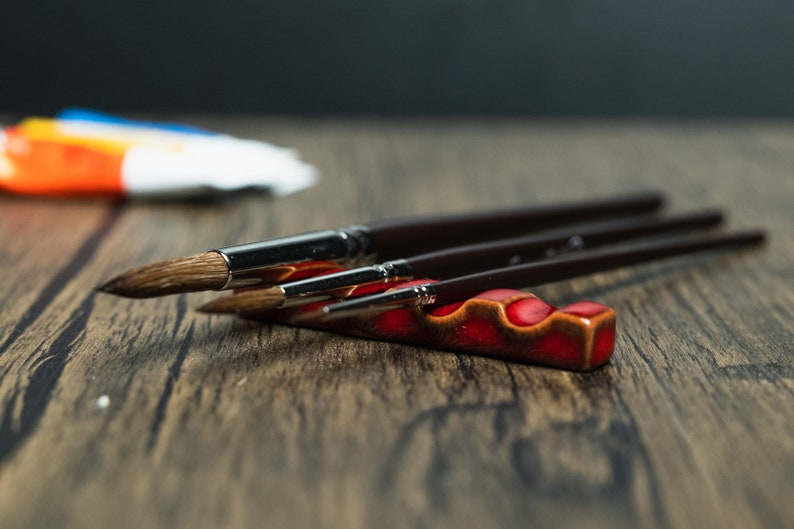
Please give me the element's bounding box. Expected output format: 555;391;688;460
0;109;318;197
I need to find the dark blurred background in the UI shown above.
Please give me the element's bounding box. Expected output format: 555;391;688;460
2;1;793;117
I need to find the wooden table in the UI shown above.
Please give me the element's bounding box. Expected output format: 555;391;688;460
1;118;792;529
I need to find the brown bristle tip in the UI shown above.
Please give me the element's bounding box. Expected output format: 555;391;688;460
97;252;230;298
197;287;284;314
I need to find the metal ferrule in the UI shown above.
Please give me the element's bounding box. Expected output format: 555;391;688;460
280;259;414;307
320;283;438;320
214;226;374;289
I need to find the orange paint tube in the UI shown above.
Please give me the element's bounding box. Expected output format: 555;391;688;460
0;127;125;195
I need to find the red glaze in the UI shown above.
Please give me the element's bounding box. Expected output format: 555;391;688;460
241;271;616;371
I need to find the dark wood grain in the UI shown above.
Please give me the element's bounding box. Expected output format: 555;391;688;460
0;118;792;529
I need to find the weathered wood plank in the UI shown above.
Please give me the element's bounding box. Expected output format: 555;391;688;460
0;119;791;529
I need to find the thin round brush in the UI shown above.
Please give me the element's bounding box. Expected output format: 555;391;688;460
197;211;723;314
97;192;663;298
315;230;766;320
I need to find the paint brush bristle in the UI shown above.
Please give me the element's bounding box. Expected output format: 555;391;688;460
197;287;285;314
97;252;229;298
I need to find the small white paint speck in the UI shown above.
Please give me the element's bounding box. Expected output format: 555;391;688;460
96;395;110;409
236;377;247;387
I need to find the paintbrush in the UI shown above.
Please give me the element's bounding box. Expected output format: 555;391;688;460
313;230;765;320
197;210;723;314
98;192;663;298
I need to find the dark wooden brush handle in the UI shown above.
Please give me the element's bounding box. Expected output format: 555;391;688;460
406;210;723;278
433;230;765;303
365;192;664;259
